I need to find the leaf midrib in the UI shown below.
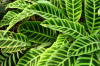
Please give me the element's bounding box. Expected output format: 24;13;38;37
0;38;27;48
47;25;87;37
20;29;56;39
45;38;68;66
72;42;100;55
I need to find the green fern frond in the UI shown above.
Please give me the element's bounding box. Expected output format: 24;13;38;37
0;10;20;28
6;0;31;10
17;48;45;66
69;34;100;56
4;1;66;35
41;19;88;39
75;54;100;66
38;34;70;66
18;21;57;44
3;9;36;35
65;0;82;22
6;0;66;19
27;0;67;14
29;2;66;19
85;0;100;33
0;31;30;50
1;0;100;65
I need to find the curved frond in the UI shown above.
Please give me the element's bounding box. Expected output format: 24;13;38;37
16;48;45;66
18;21;57;44
0;31;30;49
69;34;100;56
65;0;82;22
85;0;100;33
30;1;66;19
27;0;67;14
6;0;30;10
0;10;20;28
41;19;88;39
38;34;70;66
6;0;66;19
4;2;66;35
75;54;100;66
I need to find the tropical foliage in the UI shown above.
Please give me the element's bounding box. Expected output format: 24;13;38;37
0;0;100;66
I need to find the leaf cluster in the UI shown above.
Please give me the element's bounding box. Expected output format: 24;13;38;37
0;0;100;66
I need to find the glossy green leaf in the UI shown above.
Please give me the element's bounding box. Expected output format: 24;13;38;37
18;21;57;44
17;48;45;66
85;0;100;33
69;34;100;56
65;0;82;22
41;19;88;39
38;34;70;66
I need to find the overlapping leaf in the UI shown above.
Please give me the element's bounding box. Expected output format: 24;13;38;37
27;0;67;14
68;34;100;56
41;19;88;39
85;0;100;33
6;0;66;19
65;0;82;22
38;34;73;66
4;1;66;35
17;48;45;66
75;54;100;66
27;1;66;19
0;31;30;51
1;0;100;66
0;10;20;28
18;21;57;44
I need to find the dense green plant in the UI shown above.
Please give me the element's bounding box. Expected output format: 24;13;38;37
0;0;100;66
